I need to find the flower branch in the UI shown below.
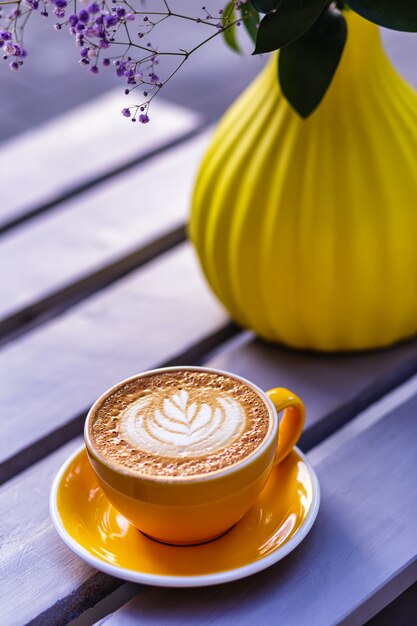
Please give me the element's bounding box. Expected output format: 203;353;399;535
3;0;414;119
1;0;254;121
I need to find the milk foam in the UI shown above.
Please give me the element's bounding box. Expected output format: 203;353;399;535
90;370;271;477
120;389;246;457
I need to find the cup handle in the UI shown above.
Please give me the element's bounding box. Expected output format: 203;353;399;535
266;388;306;464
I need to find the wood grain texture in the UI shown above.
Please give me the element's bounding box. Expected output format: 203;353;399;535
0;131;211;337
97;394;417;626
207;334;417;450
0;91;202;233
2;27;417;626
0;243;231;483
0;437;123;626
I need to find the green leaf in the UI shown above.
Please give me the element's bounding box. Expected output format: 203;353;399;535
241;2;260;44
279;7;347;117
250;0;281;14
347;1;417;32
253;0;327;54
222;1;241;54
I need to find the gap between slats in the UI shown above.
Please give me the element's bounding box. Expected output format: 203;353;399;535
89;389;417;626
0;226;187;347
0;321;240;486
0;127;213;345
0;126;206;237
8;372;417;626
0;84;204;237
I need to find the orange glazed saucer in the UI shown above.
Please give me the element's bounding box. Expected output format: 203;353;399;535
50;445;320;587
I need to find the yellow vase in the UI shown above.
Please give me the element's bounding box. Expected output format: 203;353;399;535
190;11;417;352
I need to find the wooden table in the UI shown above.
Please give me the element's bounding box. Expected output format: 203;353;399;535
1;42;417;625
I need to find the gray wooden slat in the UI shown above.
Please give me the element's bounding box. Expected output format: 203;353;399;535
0;243;231;484
2;25;417;626
96;392;417;626
206;333;417;450
0;437;104;626
3;369;416;626
0;436;136;626
2;343;417;626
0;131;211;337
0;91;202;233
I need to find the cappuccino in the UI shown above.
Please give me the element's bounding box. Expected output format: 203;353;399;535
89;369;271;477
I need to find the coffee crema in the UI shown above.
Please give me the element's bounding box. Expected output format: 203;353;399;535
88;370;271;477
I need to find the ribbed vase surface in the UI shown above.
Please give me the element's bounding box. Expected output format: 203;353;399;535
190;12;417;351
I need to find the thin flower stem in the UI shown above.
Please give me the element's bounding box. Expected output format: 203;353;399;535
0;0;256;124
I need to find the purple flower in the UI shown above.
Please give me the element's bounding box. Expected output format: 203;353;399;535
85;25;99;37
79;9;89;23
2;0;220;130
88;3;100;14
104;14;117;28
3;43;27;59
13;45;25;57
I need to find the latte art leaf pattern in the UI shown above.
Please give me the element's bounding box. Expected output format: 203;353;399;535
120;389;246;458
